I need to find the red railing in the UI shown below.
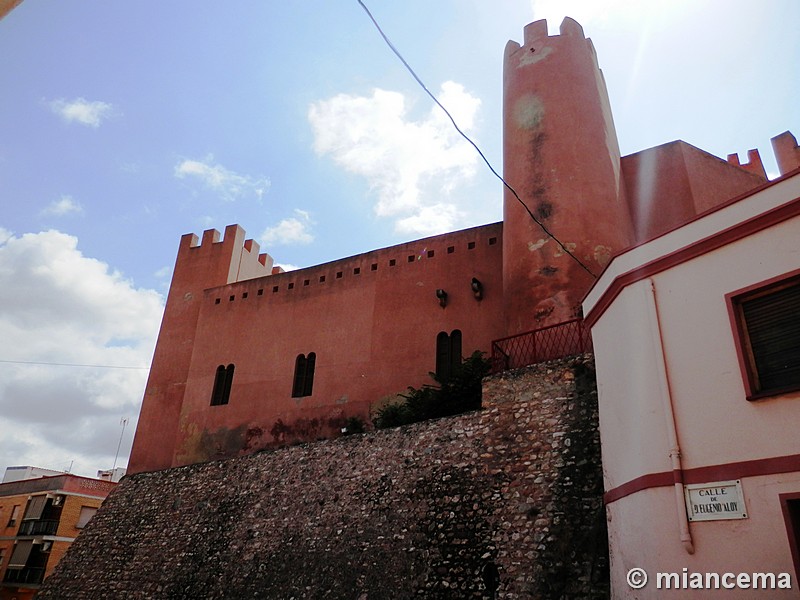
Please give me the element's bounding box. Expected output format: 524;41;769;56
490;318;592;373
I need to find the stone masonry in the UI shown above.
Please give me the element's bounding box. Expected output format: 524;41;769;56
39;355;607;599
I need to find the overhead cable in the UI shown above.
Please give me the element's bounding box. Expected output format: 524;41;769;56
355;0;597;278
0;358;149;370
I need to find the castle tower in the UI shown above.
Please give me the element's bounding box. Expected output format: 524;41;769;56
502;18;633;335
128;225;273;474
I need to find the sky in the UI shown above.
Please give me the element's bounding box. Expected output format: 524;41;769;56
0;1;798;479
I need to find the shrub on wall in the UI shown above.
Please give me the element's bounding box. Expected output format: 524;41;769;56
341;416;366;435
374;351;490;428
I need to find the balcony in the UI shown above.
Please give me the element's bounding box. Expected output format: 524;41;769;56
491;318;593;373
17;519;59;536
3;566;45;585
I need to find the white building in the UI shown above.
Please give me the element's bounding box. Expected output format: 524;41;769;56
584;132;800;597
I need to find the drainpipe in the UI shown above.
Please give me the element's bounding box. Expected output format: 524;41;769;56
646;278;695;554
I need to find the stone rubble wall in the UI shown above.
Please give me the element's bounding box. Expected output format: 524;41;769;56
39;355;607;599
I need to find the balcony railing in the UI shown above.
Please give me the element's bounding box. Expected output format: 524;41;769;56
17;519;59;536
3;566;45;585
491;318;592;373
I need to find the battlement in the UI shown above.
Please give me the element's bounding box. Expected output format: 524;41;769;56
181;224;269;266
526;16;585;45
175;224;273;287
204;222;503;305
725;131;800;180
771;130;800;176
727;148;767;179
505;17;590;62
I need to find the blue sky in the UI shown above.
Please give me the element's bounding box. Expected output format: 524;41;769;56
1;1;798;477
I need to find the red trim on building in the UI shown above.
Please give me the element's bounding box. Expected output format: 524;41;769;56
779;492;800;582
604;453;800;504
585;193;800;328
603;472;675;504
725;268;800;400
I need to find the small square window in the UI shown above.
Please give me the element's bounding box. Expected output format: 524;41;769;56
730;273;800;399
257;289;264;296
468;242;476;250
304;279;310;286
288;282;295;290
371;263;378;271
408;255;415;263
272;286;279;293
319;275;326;283
229;295;235;302
242;292;248;299
447;246;455;254
389;259;396;267
489;237;497;245
427;250;435;258
354;267;361;275
336;271;343;279
215;298;221;305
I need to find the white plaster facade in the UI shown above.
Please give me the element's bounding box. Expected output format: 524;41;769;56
584;169;800;597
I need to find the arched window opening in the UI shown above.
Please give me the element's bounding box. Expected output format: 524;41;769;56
210;363;234;406
435;329;462;383
292;353;316;398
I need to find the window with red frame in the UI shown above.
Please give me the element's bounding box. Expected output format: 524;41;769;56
732;275;800;398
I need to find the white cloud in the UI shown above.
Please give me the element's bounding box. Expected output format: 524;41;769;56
41;195;83;217
308;81;480;235
395;203;460;236
48;97;115;128
260;209;314;246
174;156;270;202
273;263;299;273
0;229;164;478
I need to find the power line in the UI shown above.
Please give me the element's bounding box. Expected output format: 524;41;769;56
0;358;149;370
355;0;597;279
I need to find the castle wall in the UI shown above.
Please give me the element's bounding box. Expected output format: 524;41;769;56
131;223;506;473
772;131;800;176
621;141;766;243
38;356;608;600
129;225;273;474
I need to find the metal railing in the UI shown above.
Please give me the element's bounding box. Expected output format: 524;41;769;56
3;566;45;585
491;318;592;373
17;519;59;536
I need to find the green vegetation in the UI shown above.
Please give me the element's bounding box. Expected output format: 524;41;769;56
373;351;491;429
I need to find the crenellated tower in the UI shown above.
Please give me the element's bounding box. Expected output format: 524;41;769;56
771;130;800;175
501;18;633;336
128;225;273;474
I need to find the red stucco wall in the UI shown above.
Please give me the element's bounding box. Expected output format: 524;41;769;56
131;223;503;472
502;17;633;335
622;140;765;243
